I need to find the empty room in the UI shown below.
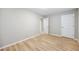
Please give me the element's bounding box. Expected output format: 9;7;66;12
0;8;79;51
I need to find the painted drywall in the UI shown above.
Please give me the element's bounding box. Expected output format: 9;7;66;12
74;9;78;39
49;15;61;35
49;9;79;39
0;8;41;47
0;9;3;47
78;9;79;39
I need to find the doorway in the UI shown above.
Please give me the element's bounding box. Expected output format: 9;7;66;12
42;18;48;33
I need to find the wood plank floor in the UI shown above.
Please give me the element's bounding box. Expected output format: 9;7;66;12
0;34;79;51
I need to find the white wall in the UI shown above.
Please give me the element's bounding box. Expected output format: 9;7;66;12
49;9;79;39
78;9;79;39
49;15;61;35
0;8;41;47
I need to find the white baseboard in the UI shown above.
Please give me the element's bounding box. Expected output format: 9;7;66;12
49;33;79;42
48;33;63;37
0;33;79;49
0;32;44;49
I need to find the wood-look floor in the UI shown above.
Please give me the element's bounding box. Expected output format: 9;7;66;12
0;34;79;51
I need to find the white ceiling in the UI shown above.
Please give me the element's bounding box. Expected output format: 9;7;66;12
27;8;74;17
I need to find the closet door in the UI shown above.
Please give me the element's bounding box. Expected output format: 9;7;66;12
61;14;75;38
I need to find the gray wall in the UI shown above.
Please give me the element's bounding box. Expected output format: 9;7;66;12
78;9;79;39
74;9;78;38
0;8;41;47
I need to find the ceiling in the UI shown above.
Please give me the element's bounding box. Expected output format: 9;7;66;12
27;8;74;17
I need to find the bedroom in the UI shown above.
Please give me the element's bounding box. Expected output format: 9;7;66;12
0;8;79;51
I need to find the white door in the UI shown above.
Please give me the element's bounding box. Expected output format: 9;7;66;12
43;18;48;33
61;14;74;38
